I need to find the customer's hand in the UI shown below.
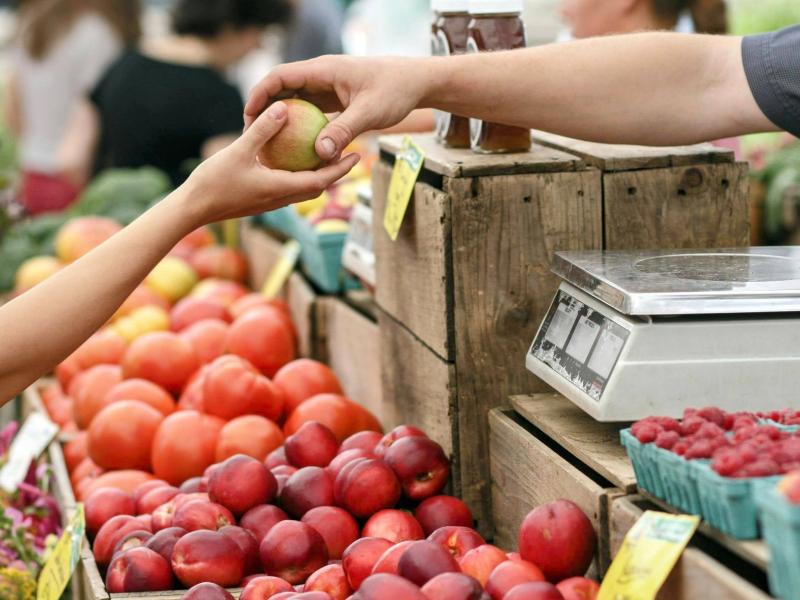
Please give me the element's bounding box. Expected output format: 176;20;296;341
186;101;360;225
245;56;430;162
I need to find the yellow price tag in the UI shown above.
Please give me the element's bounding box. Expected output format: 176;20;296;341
37;505;85;600
222;218;240;248
383;137;425;241
599;511;699;600
261;240;301;299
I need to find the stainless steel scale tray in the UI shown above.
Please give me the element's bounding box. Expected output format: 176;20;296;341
552;247;800;316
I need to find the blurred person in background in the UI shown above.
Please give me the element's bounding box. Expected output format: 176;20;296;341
6;0;141;215
60;0;291;188
283;0;344;62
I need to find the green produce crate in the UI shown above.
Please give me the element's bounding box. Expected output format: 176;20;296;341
759;484;800;600
621;429;667;499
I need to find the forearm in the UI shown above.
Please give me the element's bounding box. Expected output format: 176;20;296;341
423;33;771;145
0;186;202;402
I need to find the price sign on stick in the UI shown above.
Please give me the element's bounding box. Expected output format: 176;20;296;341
384;137;425;241
37;505;85;600
598;511;699;600
0;412;58;493
261;239;301;299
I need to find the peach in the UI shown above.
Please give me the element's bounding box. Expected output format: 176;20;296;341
180;318;229;365
556;576;600;600
258;99;329;172
173;500;234;532
137;486;180;515
334;459;401;519
301;506;360;560
14;255;62;292
172;529;245;587
518;500;596;583
397;540;460;587
180;477;206;494
55;216;121;263
105;546;172;592
285;421;338;468
371;540;414;576
182;582;235;600
485;560;546;600
260;520;329;585
111;530;152;558
170;297;231;331
144;526;186;563
151;497;181;531
304;563;352;600
240;575;294;600
421;572;488;600
84;487;135;536
385;437;449;501
339;431;383;455
354;573;428;600
504;582;565;600
280;466;334;518
216;414;284;462
428;526;485;561
326;449;373;480
208;454;278;516
266;446;290;469
94;515;149;567
220;525;261;575
241;504;289;544
415;496;473;536
133;479;169;504
374;425;427;459
459;545;507;587
363;510;424;544
341;537;393;590
136;514;152;531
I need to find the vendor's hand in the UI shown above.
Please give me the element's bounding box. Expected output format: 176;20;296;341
186;101;360;225
244;56;429;162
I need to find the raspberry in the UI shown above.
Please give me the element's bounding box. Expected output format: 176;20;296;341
633;422;661;444
681;417;705;436
733;426;758;444
713;449;744;476
738;459;780;478
655;431;680;450
683;408;698;421
697;407;727;428
653;417;681;433
673;441;688;456
732;416;757;431
684;439;714;460
696;422;725;439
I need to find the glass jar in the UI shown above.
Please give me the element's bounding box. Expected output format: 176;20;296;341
431;1;471;148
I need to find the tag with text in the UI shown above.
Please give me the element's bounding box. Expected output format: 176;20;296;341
384;137;425;241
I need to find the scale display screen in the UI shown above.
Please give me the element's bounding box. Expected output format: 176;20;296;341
530;290;630;401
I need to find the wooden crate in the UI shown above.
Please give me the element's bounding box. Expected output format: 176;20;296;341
373;133;603;532
316;293;384;423
533;131;751;249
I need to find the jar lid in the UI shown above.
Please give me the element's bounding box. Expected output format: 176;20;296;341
468;0;523;14
431;0;470;12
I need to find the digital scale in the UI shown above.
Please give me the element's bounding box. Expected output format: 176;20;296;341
526;247;800;421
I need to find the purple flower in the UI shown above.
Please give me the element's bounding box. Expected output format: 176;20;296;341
0;422;18;456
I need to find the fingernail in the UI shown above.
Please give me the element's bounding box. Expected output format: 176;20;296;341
319;137;336;157
267;102;287;119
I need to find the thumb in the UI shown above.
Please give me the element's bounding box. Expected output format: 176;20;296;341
316;101;372;160
238;101;288;154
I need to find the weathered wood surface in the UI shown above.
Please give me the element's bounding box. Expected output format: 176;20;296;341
534;131;734;171
240;219;285;291
603;163;751;250
510;393;636;492
372;161;453;360
610;496;772;600
379;133;583;178
286;272;318;359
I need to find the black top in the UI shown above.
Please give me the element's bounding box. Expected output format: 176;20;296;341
90;50;244;185
743;25;800;138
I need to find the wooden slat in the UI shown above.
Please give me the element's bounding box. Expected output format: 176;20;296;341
286;272;318;359
510;393;636;492
489;409;609;561
450;169;603;525
372;162;453;361
610;496;772;600
321;298;384;423
534;131;734;172
240;219;286;291
379;133;583;178
603;163;751;250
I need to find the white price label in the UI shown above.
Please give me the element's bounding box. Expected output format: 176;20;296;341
0;412;58;492
342;202;376;286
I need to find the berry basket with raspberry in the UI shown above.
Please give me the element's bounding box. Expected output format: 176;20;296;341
759;473;800;600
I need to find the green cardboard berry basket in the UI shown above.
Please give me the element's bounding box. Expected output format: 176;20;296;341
758;484;800;600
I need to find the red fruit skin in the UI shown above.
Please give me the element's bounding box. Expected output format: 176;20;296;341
239;575;295;600
203;355;284;422
304;563;353;600
518;500;597;583
240;504;289;544
301;506;360;560
374;426;427;459
85;488;136;536
144;527;186;563
385;436;450;501
182;582;236;600
428;526;485;560
171;529;245;588
209;454;278;516
342;537;393;590
420;572;489;600
133;479;169;506
397;540;460;587
94;515;148;567
259;520;329;585
111;530;152;559
371;541;415;576
334;459;401;519
226;306;295;377
458;545;507;587
105;546;173;593
362;509;424;544
266;446;290;469
355;573;428;600
285;421;339;468
556;576;601;600
485;560;546;600
172;500;235;532
326;449;374;480
504;582;565;600
219;525;261;576
151;497;181;532
135;514;152;531
180;477;206;494
137;486;180;515
339;431;383;455
280;466;335;518
415;495;473;536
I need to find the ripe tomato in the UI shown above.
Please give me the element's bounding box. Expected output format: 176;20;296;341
151;410;225;485
80;470;155;501
215;415;285;462
179;319;229;365
273;359;344;416
72;365;123;429
230;294;290;320
284;394;382;442
121;331;199;393
63;432;89;474
202;355;284;422
169;297;231;332
55;353;82;390
105;378;175;416
189;246;248;282
70;457;104;488
226;307;295;377
177;367;207;411
73;330;128;369
88;400;165;470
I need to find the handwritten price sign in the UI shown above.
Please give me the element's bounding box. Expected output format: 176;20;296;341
37;505;85;600
383;137;425;241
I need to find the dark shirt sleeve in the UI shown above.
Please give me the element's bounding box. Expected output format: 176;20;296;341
203;83;245;140
742;25;800;138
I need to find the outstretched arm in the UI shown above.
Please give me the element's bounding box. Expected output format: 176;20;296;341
245;32;774;161
0;102;359;403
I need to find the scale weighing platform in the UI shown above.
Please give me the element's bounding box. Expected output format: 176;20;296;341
526;247;800;421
